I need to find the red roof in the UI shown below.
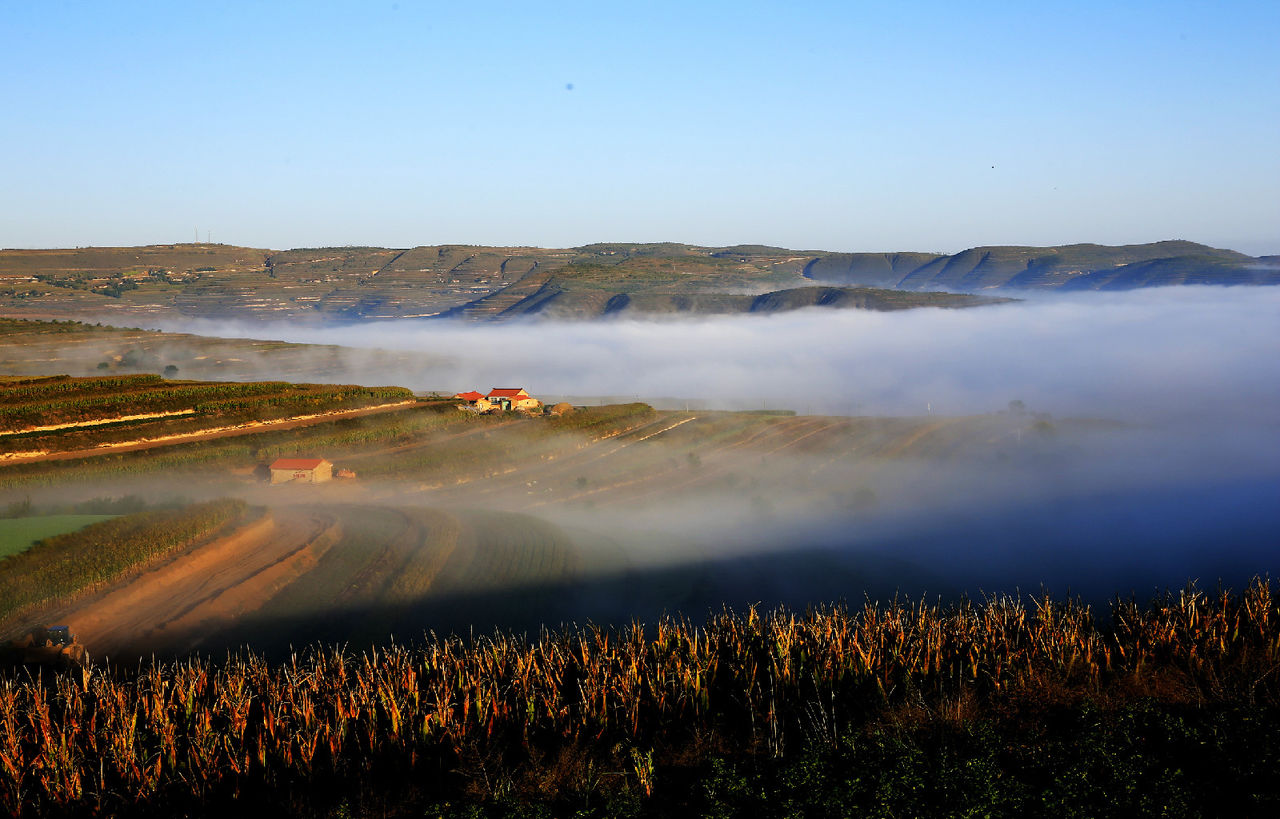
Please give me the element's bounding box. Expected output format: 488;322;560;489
454;391;485;401
270;458;329;470
487;387;528;399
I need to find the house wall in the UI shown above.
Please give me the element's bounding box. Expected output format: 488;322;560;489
269;462;333;484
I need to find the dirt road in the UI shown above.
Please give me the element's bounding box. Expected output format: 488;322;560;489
49;506;341;659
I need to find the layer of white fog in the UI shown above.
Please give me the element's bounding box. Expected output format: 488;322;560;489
168;286;1280;424
159;287;1280;611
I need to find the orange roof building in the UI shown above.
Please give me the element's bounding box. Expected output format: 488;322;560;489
486;388;530;400
454;391;486;402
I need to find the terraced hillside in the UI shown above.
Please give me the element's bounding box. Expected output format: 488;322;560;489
0;372;415;461
266;245;577;319
0;317;444;385
0;385;1046;504
1;240;1272;323
804;240;1275;290
452;275;1006;319
0;244;581;323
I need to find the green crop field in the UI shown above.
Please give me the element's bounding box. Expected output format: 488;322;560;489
0;514;115;559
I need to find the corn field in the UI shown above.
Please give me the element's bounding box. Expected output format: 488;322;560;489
1;579;1277;816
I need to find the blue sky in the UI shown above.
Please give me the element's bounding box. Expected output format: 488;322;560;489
3;1;1277;254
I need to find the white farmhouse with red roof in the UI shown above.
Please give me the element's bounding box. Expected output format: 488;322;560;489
486;387;542;411
269;457;333;485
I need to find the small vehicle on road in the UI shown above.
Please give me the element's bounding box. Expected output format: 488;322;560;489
2;625;88;670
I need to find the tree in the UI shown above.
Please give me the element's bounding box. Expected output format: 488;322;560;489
163;364;180;378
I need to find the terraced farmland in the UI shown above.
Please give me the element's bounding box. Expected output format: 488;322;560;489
0;373;415;462
0;317;445;385
0;377;1035;513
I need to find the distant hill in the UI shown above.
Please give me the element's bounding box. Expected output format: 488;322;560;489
448;284;1006;320
0;240;1272;323
803;241;1270;291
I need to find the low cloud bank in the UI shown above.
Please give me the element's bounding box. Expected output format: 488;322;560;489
167;286;1280;423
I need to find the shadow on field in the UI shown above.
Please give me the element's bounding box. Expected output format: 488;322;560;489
98;547;948;663
91;473;1280;665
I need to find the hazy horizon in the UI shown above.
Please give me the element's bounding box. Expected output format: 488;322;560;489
3;236;1277;258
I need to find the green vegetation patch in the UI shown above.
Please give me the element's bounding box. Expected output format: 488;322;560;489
0;499;253;627
0;514;116;559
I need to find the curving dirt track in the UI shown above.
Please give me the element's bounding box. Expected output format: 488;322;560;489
48;506;341;661
39;499;588;661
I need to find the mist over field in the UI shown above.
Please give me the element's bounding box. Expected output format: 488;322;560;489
165;286;1280;422
530;430;1279;614
148;286;1279;613
7;285;1269;644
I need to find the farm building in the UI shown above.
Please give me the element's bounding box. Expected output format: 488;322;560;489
487;387;542;411
454;390;493;411
269;457;333;485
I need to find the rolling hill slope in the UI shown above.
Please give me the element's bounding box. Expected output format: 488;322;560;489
0;240;1273;323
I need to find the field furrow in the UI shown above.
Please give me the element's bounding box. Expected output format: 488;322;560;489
47;507;338;657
